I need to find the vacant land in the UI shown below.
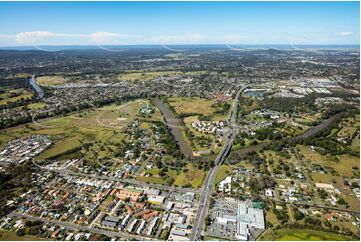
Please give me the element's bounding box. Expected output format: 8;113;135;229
167;97;231;120
260;228;354;241
214;165;233;184
136;164;206;188
173;163;206;188
135;168;171;185
298;144;359;178
337;115;360;138
27;102;47;110
265;210;279;225
37;75;68;86
351;135;360;152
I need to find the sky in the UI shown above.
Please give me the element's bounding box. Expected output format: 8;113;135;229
0;1;359;46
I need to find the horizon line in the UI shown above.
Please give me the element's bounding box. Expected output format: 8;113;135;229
0;43;359;49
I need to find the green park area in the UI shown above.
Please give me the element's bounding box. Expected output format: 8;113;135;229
260;228;355;241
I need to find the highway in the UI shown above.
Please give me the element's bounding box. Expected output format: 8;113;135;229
190;86;247;240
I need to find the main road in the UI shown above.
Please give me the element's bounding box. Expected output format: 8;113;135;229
190;86;247;240
8;212;154;241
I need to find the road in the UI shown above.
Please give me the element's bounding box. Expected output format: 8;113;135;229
8;212;153;241
190;86;247;240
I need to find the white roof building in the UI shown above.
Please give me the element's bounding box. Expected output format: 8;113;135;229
215;200;265;241
218;176;232;193
265;189;273;197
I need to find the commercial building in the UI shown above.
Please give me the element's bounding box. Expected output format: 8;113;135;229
208;199;265;241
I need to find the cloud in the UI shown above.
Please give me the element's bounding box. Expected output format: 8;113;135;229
0;30;358;46
152;33;207;44
88;32;133;44
338;32;353;37
15;31;74;44
7;31;136;45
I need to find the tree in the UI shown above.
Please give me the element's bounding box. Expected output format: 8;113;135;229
294;210;305;220
337;197;346;205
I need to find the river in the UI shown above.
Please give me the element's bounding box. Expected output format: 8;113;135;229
28;76;44;99
152;97;194;158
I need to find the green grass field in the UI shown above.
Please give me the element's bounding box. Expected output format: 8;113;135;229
27;102;47;110
266;210;279;225
135;168;169;185
136;175;168;185
214;165;233;184
36;137;81;160
260;228;354;241
173;163;206;188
